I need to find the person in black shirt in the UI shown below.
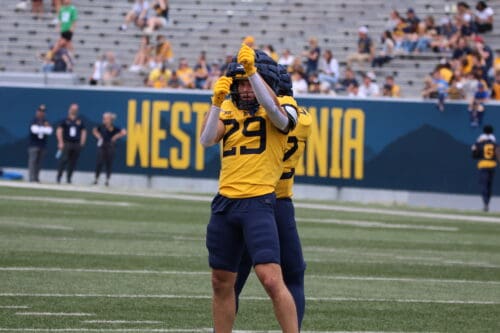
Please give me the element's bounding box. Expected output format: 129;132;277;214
28;104;53;182
56;103;87;184
92;112;127;186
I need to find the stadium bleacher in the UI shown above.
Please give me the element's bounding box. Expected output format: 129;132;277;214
0;0;499;97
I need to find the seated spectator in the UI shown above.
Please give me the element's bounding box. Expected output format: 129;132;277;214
474;1;493;33
129;35;152;72
448;74;466;100
119;0;149;31
469;82;489;126
403;8;420;34
289;57;305;76
176;58;194;88
387;10;405;32
347;26;374;68
491;72;500;100
263;45;279;62
40;45;55;73
203;63;222;90
372;30;394;67
53;40;73;72
318;49;339;89
220;53;234;74
348;82;361;98
336;67;358;92
149;35;173;69
358;72;380;98
167;70;185;89
144;0;168;34
147;64;171;88
291;71;308;95
302;37;321;76
308;73;321;94
89;54;106;85
434;16;457;51
278;49;294;69
474;36;494;81
102;52;121;86
194;52;210;89
451;36;471;61
382;75;401;97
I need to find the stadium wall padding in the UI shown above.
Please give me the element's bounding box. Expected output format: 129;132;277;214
1;85;499;195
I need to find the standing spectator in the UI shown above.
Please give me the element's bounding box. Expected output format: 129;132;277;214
474;1;494;33
371;30;394;67
28;105;53;183
347;26;374;68
102;52;122;86
302;37;321;76
194;51;210;89
52;39;73;72
144;0;168;34
92;112;127;186
432;69;449;111
129;35;152;72
291;71;308;95
89;54;106;85
278;49;294;69
147;63;171;88
53;0;77;53
382;75;401;97
318;49;339;89
358;72;380;98
403;8;421;33
56;103;86;184
119;0;149;31
469;82;489;127
176;58;194;88
149;35;173;69
471;125;498;212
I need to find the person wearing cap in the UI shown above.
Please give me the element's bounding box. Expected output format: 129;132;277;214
56;103;86;184
28;105;53;183
474;1;494;33
346;26;374;68
471;125;499;212
403;8;420;34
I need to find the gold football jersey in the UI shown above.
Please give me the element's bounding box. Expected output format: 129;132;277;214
275;107;312;199
218;97;296;198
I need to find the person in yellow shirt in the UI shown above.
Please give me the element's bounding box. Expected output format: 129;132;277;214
176;58;194;88
200;44;299;333
147;64;171;88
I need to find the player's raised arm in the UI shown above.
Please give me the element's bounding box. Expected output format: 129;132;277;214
200;76;232;147
237;44;297;133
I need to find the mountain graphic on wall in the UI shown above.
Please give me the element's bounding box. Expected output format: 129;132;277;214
364;124;483;194
0;126;15;145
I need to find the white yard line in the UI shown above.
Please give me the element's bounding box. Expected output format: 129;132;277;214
0;195;133;207
82;320;162;324
2;181;500;224
1;266;499;285
1;293;498;305
0;222;74;231
0;305;29;309
16;312;94;317
296;218;458;231
0;329;419;333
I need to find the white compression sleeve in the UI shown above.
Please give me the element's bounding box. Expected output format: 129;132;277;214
248;73;290;131
200;105;222;147
30;125;42;135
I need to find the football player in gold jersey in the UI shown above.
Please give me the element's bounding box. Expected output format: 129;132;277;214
234;64;311;329
200;44;299;333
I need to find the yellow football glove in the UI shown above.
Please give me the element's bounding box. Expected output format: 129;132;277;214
237;43;257;76
211;76;233;107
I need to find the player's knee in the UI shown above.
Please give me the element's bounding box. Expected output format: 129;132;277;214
256;268;284;299
211;270;235;295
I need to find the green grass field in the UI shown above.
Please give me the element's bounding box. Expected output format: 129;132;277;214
0;183;499;332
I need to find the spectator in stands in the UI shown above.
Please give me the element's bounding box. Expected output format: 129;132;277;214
129;35;152;72
433;16;457;52
474;1;494;33
302;37;321;76
28;104;53;183
176;58;194;88
289;57;305;77
387;10;406;53
149;35;173;69
278;49;294;69
53;39;73;72
348;82;361;97
432;69;449;111
53;0;77;53
147;63;171;88
89;54;106;85
92;112;127;186
403;8;420;34
474;36;493;82
119;0;149;31
452;36;471;61
448;74;466;100
167;70;184;89
307;73;321;94
220;52;234;74
414;16;438;53
371;30;394;67
454;2;476;39
144;0;168;34
347;26;374;68
194;51;210;89
263;44;279;62
291;71;308;95
491;72;500;100
40;44;55;73
203;63;222;90
336;67;358;93
382;75;401;97
102;52;121;86
469;82;489;126
358;72;380;98
318;49;339;90
56;103;86;184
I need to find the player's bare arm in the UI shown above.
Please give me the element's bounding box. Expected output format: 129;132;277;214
200;76;232;147
237;44;297;133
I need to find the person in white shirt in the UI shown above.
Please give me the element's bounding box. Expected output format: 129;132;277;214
318;49;339;90
358;72;380;97
474;1;494;33
291;71;308;95
278;49;295;68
